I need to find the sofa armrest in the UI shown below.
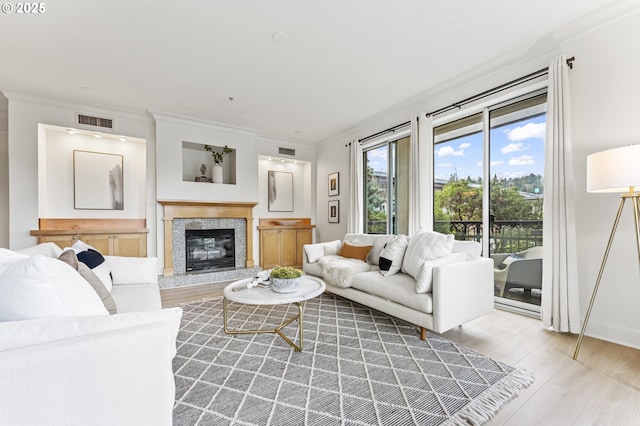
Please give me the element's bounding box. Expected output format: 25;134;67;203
0;309;181;426
431;258;494;333
105;256;158;286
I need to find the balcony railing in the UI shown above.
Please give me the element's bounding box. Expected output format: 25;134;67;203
434;220;542;253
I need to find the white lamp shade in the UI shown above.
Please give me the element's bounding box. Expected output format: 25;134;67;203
587;144;640;193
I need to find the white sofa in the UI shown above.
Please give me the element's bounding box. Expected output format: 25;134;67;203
0;243;181;426
303;233;494;336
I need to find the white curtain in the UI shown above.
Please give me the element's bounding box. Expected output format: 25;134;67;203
347;140;364;234
542;55;580;333
408;114;433;235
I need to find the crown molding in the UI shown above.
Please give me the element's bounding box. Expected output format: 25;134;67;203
0;89;152;123
149;110;262;137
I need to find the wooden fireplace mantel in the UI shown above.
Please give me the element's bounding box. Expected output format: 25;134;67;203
158;200;258;276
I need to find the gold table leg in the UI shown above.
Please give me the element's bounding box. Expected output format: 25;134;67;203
223;297;306;352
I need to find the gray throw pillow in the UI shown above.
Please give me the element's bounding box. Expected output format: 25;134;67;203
78;262;118;315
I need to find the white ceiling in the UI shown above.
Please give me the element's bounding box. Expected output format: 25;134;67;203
0;0;617;144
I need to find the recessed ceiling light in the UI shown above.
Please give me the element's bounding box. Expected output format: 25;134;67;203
272;32;288;43
294;130;303;135
239;114;249;120
268;157;272;161
180;101;192;107
67;129;76;134
93;133;102;138
80;86;91;92
119;137;127;142
280;159;285;163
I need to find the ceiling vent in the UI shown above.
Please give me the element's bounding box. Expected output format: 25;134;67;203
76;113;114;129
278;147;296;156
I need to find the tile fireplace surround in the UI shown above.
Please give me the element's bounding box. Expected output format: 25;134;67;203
157;200;260;289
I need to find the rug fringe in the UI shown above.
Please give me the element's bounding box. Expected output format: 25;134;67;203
443;368;535;426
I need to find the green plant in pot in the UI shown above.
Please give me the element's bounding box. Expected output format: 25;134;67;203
270;265;303;293
204;145;232;183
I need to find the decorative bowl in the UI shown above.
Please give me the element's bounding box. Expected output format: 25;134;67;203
276;220;301;226
271;277;302;293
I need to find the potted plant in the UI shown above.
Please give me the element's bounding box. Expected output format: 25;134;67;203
269;265;303;293
204;145;232;183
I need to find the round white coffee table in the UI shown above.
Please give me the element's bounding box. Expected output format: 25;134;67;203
223;276;325;351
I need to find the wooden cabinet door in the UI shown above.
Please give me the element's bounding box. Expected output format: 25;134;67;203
112;233;147;257
278;229;297;267
79;234;111;255
295;228;312;267
260;229;281;269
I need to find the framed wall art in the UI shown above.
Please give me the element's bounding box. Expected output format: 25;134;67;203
328;172;339;196
268;170;294;212
328;200;339;223
73;150;124;210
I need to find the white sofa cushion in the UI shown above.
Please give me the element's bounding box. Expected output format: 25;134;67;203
106;256;158;285
0;255;108;321
0;248;28;270
401;230;454;279
351;271;433;314
77;248;113;293
378;235;408;276
415;252;467;293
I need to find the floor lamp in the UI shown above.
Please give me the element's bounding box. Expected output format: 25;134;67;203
573;144;640;360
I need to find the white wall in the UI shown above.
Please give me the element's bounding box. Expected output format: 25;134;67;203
0;95;8;247
40;125;147;218
2;91;156;251
315;3;640;348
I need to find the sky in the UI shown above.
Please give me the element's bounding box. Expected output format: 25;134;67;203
365;114;546;184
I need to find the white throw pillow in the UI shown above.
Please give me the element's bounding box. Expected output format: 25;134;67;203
304;244;325;263
106;256;157;285
16;242;63;258
0;255;109;321
323;240;343;256
415;252;467;293
401;230;455;279
452;240;482;260
378;235;408;277
73;241;113;292
0;248;29;271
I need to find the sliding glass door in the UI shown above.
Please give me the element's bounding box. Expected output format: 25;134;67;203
433;92;546;312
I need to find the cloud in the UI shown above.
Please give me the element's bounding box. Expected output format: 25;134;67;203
437;162;452;167
368;149;388;159
477;160;505;167
437;146;464;157
459;142;471;149
509;155;535;166
506;122;546;141
501;142;525;154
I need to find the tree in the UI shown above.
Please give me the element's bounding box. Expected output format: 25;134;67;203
366;165;387;233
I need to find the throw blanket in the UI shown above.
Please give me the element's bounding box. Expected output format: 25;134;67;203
318;256;371;288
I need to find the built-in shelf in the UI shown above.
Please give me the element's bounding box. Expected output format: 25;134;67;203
182;141;236;184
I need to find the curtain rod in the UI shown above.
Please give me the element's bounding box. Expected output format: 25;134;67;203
426;56;575;118
346;56;574;147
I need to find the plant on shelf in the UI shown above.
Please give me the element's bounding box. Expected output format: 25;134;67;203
204;144;233;164
270;265;303;279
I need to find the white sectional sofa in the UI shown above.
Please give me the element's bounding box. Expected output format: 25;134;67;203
303;232;494;336
0;243;181;426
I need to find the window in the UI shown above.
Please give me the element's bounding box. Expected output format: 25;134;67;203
363;135;410;234
433;91;546;312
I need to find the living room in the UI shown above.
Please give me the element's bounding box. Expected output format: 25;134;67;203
2;1;640;424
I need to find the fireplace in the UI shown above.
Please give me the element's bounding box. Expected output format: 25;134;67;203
185;229;235;273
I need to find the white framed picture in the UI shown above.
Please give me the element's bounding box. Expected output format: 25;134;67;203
328;200;339;223
74;150;124;210
268;170;294;212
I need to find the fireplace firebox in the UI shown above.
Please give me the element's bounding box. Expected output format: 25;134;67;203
185;229;235;273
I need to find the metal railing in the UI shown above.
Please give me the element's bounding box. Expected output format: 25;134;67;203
434;220;542;253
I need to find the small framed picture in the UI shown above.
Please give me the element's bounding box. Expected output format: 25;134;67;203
328;172;339;197
328;200;339;223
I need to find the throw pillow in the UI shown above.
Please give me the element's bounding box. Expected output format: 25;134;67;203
304;244;325;263
57;249;79;270
0;255;108;321
78;263;118;314
401;230;455;279
339;241;373;262
378;235;408;277
16;242;63;258
323;240;343;256
415;252;467;293
498;254;522;269
452;240;482;260
77;248;113;293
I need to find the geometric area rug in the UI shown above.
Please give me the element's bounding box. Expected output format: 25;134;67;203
172;293;534;426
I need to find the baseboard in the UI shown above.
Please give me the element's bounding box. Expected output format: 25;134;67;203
582;318;640;350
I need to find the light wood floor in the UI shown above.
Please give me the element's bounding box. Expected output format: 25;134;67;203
163;288;640;425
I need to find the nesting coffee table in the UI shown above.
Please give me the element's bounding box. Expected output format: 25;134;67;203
223;276;325;351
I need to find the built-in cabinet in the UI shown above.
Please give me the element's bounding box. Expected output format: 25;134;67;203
30;218;148;257
257;218;314;269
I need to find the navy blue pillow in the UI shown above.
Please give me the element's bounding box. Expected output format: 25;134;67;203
77;249;105;269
